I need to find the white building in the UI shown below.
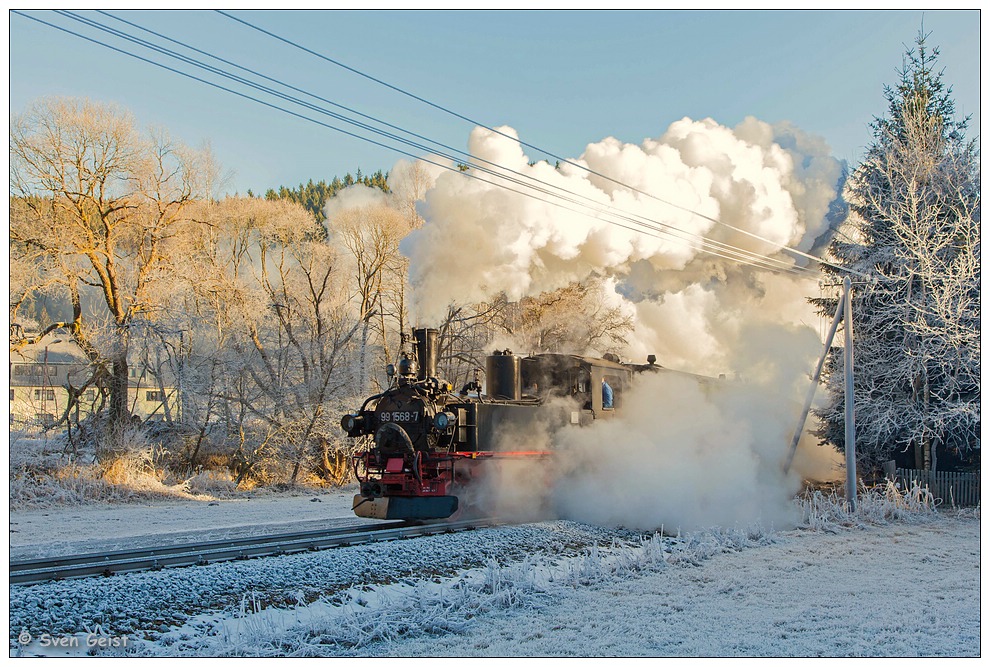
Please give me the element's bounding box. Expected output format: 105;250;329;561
9;332;176;428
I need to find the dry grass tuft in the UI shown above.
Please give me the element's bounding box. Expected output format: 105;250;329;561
184;469;240;497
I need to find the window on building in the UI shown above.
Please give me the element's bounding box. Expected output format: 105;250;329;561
14;364;52;378
84;389;97;401
34;389;56;401
9;389;14;401
146;390;163;402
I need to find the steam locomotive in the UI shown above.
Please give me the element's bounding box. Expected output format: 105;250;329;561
341;327;665;520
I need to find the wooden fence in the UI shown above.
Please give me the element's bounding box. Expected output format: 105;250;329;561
884;464;981;507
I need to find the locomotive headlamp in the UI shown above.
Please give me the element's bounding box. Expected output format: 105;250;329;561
341;413;365;435
433;411;457;430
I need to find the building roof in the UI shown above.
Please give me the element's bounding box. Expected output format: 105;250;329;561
10;331;91;366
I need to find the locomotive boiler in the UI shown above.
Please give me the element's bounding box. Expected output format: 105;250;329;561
341;327;656;520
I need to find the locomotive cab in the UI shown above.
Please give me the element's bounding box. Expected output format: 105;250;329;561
520;354;630;424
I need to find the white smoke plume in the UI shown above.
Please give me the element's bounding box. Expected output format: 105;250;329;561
551;321;836;532
453;371;840;532
401;117;842;374
458;396;581;523
323;182;389;221
461;324;838;531
347;116;849;528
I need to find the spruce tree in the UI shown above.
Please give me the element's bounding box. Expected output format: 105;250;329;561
813;30;980;473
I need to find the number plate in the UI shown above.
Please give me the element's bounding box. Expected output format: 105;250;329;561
380;411;419;423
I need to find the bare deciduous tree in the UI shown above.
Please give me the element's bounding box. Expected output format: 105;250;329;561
327;204;413;391
513;278;634;356
10;97;209;437
168;196;363;485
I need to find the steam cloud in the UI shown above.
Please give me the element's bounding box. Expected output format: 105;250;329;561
385;116;847;529
468;329;828;532
552;341;814;532
400;117;843;374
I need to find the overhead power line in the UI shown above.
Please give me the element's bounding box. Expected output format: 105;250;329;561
216;10;867;279
33;10;801;275
16;10;840;277
86;11;814;276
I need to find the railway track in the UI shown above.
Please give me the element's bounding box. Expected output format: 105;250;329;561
10;519;492;586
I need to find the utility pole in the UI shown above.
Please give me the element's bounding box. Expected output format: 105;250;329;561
843;276;857;511
784;277;858;511
177;330;184;424
784;292;844;473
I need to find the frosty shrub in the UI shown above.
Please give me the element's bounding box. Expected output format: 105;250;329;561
12;426;198;508
92;420;181;499
9;417;345;508
95;419;155;463
9;444;171;509
9;431;107;508
100;447;167;489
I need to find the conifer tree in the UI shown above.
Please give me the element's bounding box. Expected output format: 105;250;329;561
813;30;980;473
264;170;390;223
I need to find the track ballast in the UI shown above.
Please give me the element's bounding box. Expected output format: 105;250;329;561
10;519;492;585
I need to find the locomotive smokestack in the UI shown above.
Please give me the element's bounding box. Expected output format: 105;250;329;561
413;328;439;380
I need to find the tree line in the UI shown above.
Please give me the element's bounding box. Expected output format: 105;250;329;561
261;170;390;224
8;99;630;486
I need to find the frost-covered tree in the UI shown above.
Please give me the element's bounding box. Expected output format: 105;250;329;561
10;97;209;435
327;203;413;393
180;196;361;485
512;278;634;357
814;30;980;473
427;278;634;392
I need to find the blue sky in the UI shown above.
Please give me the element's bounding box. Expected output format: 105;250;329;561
9;9;981;196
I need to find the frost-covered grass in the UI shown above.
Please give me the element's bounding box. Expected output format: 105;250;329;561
127;524;779;657
9;522;632;655
796;479;945;532
149;482;959;657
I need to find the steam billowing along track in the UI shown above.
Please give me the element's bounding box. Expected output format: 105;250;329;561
10;519;493;585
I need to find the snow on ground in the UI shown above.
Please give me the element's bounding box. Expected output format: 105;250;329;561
9;485;368;559
365;516;980;658
8;488;982;657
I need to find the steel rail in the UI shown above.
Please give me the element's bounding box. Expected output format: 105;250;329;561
10;519;491;585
